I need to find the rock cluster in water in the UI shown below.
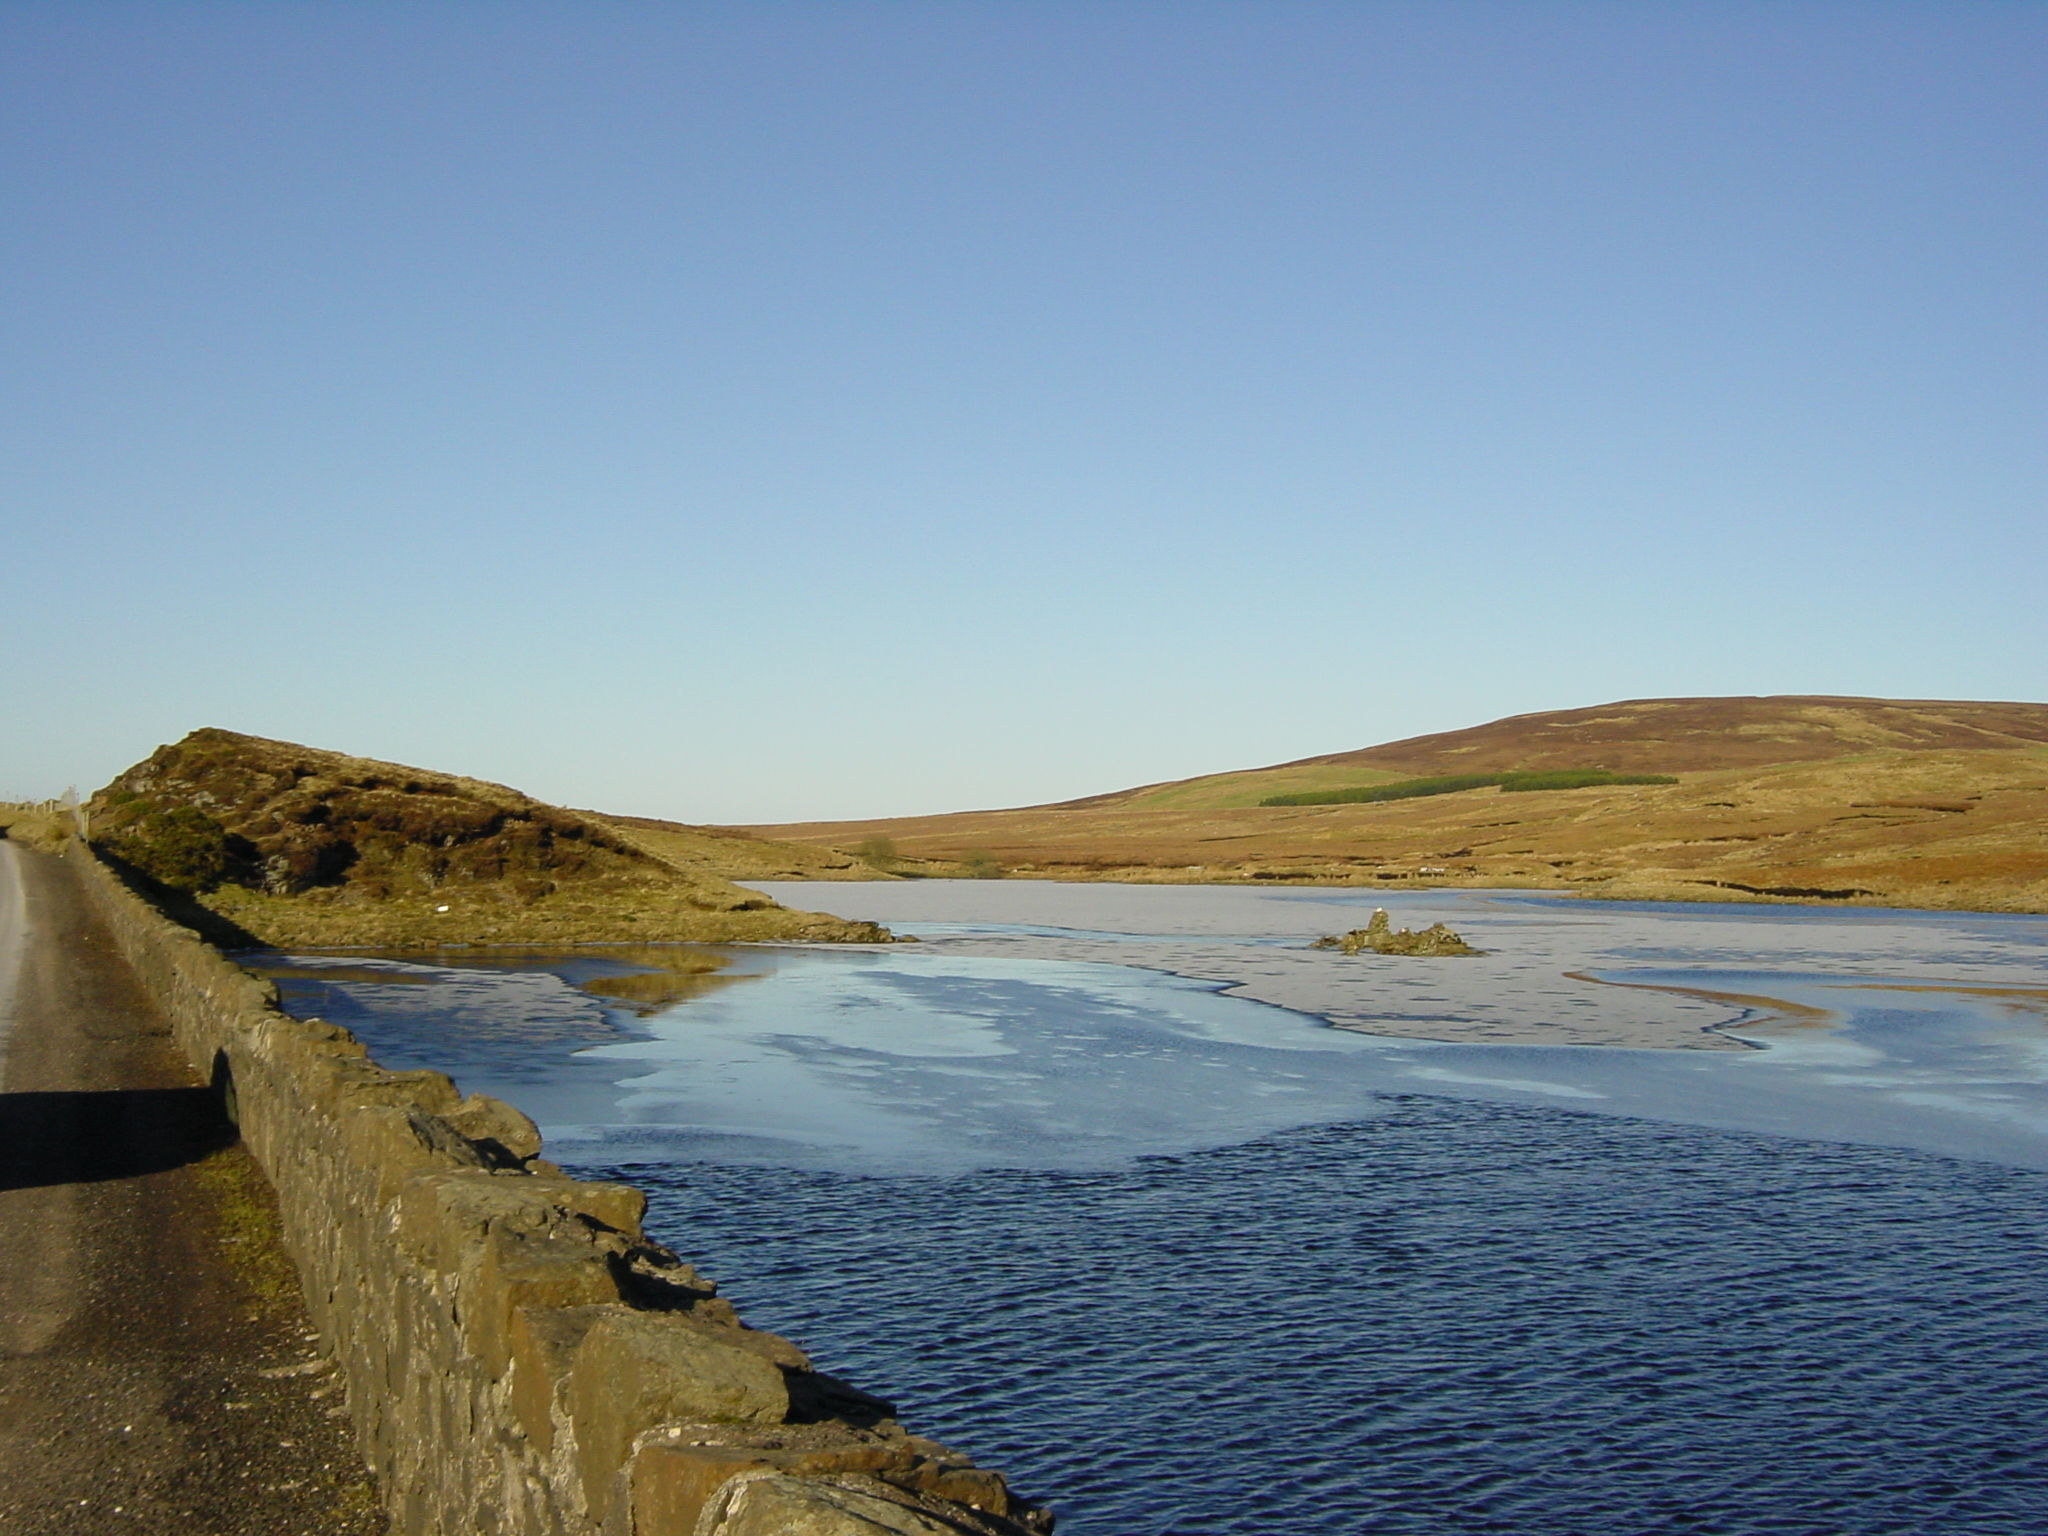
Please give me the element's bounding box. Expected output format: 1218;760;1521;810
1312;908;1482;957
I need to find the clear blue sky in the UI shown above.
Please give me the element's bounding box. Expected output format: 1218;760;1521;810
4;2;2042;821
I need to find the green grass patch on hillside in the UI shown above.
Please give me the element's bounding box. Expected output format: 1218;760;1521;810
1121;764;1411;810
1260;769;1677;807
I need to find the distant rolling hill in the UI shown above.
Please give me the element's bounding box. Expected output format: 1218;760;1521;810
1050;696;2048;811
742;696;2048;913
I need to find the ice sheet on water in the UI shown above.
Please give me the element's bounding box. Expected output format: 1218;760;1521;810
550;950;1399;1171
259;886;2048;1174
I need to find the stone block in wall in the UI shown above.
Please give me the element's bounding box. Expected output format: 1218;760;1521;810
566;1307;793;1525
630;1443;894;1534
330;1058;466;1115
623;1426;1019;1536
340;1104;488;1203
459;1195;631;1378
619;1421;1040;1534
508;1302;605;1460
696;1471;1003;1536
447;1091;546;1162
525;1175;648;1241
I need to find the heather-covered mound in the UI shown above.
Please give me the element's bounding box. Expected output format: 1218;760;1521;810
90;729;891;948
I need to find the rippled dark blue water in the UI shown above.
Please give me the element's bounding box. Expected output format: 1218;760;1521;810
601;1099;2048;1536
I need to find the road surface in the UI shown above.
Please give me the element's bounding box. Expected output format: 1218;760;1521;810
0;839;386;1534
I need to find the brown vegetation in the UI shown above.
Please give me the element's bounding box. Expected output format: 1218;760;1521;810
88;730;893;948
744;697;2048;914
1062;695;2048;807
1312;910;1483;956
0;804;73;854
584;811;888;884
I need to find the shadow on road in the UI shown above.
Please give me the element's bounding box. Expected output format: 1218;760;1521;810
0;1087;237;1191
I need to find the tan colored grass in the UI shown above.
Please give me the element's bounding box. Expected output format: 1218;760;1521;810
746;747;2048;914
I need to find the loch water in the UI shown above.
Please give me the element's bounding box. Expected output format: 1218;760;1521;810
613;1108;2048;1536
254;887;2048;1536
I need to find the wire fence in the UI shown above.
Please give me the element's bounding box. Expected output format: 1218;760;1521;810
0;790;89;837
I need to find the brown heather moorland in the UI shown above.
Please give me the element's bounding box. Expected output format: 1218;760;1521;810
742;696;2048;913
82;729;896;948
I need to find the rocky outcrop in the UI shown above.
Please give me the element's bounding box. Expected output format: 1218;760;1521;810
69;838;1048;1536
88;730;893;947
1312;909;1483;957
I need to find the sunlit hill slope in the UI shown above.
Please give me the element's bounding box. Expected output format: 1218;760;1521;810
742;697;2048;913
84;729;894;947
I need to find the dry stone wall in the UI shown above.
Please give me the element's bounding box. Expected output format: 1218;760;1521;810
73;843;1051;1536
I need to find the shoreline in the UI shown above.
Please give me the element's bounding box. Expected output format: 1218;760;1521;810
789;868;2048;917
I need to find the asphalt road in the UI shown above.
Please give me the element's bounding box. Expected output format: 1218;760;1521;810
0;839;387;1535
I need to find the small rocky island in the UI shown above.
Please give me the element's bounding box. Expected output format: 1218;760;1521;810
1312;908;1483;956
